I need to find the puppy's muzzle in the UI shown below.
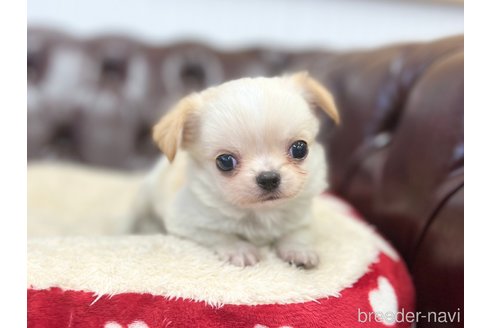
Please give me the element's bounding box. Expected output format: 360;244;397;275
256;171;281;191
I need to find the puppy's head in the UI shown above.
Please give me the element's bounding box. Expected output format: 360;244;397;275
153;72;339;209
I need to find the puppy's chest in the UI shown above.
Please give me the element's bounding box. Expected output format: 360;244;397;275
223;211;306;245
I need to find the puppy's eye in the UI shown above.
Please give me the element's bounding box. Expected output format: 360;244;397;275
289;140;308;160
216;154;238;171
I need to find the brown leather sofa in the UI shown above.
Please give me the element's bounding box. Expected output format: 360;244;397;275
27;28;464;327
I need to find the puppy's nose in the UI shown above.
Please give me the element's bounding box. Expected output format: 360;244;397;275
256;171;281;191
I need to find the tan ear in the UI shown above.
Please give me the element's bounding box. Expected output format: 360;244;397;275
290;71;340;125
152;94;200;162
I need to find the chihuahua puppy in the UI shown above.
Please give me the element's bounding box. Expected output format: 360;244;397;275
134;72;340;268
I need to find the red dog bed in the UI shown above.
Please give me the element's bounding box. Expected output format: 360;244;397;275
28;195;414;328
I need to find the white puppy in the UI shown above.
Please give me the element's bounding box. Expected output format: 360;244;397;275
133;72;340;268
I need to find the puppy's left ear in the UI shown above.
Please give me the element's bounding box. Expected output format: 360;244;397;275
290;71;340;125
152;94;201;162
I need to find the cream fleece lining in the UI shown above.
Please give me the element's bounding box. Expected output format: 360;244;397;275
27;162;398;306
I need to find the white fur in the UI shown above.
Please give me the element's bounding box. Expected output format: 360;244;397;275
136;76;334;268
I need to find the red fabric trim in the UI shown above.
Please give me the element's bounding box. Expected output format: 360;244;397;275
28;253;414;328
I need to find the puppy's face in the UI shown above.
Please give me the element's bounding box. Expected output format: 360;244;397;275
153;73;339;209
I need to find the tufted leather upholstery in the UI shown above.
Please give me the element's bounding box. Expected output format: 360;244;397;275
27;28;464;327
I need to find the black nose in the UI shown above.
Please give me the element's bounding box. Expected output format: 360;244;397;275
256;171;281;191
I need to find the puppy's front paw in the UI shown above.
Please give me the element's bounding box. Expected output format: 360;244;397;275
276;245;319;269
215;242;260;267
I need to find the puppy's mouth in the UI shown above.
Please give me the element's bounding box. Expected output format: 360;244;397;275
236;191;295;209
262;196;279;202
259;193;284;203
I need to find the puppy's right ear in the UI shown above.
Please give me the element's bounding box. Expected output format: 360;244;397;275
152;94;201;162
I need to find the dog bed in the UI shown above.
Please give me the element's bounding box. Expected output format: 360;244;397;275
27;162;415;328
